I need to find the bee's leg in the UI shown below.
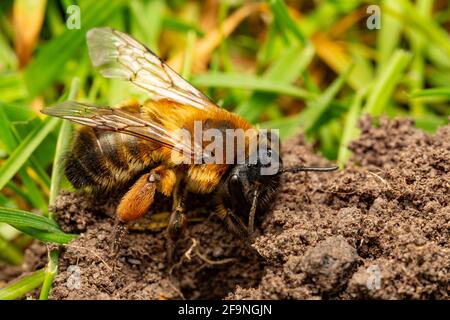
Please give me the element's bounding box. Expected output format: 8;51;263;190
112;166;176;257
111;218;128;256
216;202;249;239
110;172;156;257
166;185;188;267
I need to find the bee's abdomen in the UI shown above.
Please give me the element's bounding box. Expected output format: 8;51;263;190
65;127;153;192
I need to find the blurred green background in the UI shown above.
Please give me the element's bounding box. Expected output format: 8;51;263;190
0;0;449;299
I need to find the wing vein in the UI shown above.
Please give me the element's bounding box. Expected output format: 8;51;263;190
86;27;219;112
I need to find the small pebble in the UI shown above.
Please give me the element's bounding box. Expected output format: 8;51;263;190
127;258;142;265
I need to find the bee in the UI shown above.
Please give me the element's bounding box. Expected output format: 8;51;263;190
42;28;337;261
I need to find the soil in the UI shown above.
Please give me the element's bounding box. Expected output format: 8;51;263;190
2;116;449;299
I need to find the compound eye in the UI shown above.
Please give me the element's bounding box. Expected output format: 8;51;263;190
229;174;240;192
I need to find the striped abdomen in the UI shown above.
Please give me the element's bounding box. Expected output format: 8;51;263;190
65;126;157;192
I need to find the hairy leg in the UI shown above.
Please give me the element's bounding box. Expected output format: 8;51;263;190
166;184;188;266
111;166;176;257
215;202;249;239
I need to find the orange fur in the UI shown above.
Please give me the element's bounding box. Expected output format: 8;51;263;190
186;164;228;194
153;166;177;196
116;165;177;222
117;172;156;222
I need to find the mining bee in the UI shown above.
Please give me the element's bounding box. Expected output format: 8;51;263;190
42;28;337;262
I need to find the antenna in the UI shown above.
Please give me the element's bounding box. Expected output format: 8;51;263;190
279;166;338;174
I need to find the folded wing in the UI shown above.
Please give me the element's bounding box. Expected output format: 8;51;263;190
42;101;202;160
86;27;219;112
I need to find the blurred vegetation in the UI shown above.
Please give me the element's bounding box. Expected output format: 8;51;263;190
0;0;449;299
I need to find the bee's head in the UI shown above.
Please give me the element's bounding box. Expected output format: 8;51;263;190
223;146;338;236
224;147;282;234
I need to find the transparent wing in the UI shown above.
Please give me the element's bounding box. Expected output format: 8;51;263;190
86;27;219;111
42;101;202;160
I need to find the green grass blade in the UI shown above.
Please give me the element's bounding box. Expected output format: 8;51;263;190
0;106;49;210
318;120;341;159
0;194;16;209
235;44;315;122
414;113;448;132
181;30;197;79
0;72;27;102
0;29;17;69
0;269;45;300
393;0;450;56
377;0;403;73
301;65;353;133
162;16;205;36
13;226;77;244
16;173;47;213
39;250;58;300
48;78;79;209
0;102;36;122
0;105;17;150
337;88;368;167
0;207;61;233
262;65;352;138
5;181;34;206
364;50;411;116
27;158;51;190
130;0;164;53
407;0;433;116
192;73;315;100
265;43;314;80
0;235;23;265
269;0;306;44
409;88;450;99
0;117;60;192
261;65;353;139
47;120;70;208
9;123;52;191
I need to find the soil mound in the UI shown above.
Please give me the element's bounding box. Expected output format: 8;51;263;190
3;116;448;299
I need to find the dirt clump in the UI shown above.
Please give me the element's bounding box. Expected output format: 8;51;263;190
3;116;448;299
298;236;358;295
